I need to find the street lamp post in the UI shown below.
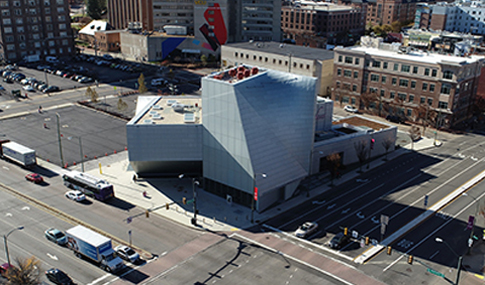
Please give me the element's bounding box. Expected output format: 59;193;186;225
251;173;267;223
4;226;24;265
462;193;480;252
435;237;462;285
56;113;64;167
179;174;199;226
68;136;84;172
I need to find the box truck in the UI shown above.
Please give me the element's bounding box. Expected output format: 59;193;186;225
65;225;124;273
0;141;36;167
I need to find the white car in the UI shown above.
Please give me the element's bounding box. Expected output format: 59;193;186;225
344;105;358;113
295;222;319;238
65;190;86;202
23;85;35;92
115;245;140;263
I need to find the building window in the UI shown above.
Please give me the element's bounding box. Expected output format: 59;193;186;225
427;98;433;105
424;68;430;76
390;92;395;99
413;66;418;74
353;71;358;78
399;79;409;87
352;84;357;91
338;55;342;62
381;76;386;83
407;109;412;116
4;27;12;33
342;96;349;103
380;89;385;97
411;81;416;89
429;84;435;92
383;62;388;69
337;68;341;76
56;0;63;4
344;70;352;77
398;93;406;101
401;65;410;73
431;69;437;77
438;101;448;109
440;83;451;94
392;78;397;85
393;63;399;71
343;83;351;90
2;10;9;16
59;23;66;29
420;97;426;104
443;70;453;79
3;18;11;25
422;83;428;91
355;58;360;65
371;74;379;82
345;56;353;64
409;95;414;102
0;1;9;7
372;61;381;68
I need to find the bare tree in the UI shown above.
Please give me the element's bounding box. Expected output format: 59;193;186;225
4;256;41;285
360;91;377;111
137;73;148;94
85;86;98;103
326;152;342;186
408;125;421;150
415;104;437;135
354;140;368;172
117;98;128;112
382;135;394;160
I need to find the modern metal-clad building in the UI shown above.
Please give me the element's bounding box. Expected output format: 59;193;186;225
202;66;317;211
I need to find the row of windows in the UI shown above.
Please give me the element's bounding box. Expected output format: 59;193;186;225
337;55;459;80
2;14;66;25
0;0;64;6
3;23;67;33
234;52;311;70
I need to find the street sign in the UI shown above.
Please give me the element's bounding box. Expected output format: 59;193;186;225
468;238;473;247
467;215;475;230
381;223;387;235
424;195;429;207
360;238;365;248
126;216;132;224
427;268;445;277
380;214;389;225
352;230;359;239
186;199;194;205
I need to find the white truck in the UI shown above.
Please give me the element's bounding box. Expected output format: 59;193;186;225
66;225;124;273
0;141;36;167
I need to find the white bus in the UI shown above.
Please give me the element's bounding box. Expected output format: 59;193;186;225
62;171;114;201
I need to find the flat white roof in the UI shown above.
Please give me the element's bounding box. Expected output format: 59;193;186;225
135;97;202;125
66;225;109;247
345;46;484;65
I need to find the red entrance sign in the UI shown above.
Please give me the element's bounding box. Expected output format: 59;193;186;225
254;187;258;201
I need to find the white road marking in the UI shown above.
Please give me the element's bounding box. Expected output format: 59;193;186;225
429;250;439;259
5;213;12;217
356;212;365;219
327;203;336;210
46;253;58;260
406;168;414;173
87;274;110;285
312;200;326;205
22;206;30;211
371;216;379;224
2;166;9;170
341;208;351;214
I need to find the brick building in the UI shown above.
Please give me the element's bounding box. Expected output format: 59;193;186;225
0;0;75;62
364;0;418;26
281;1;365;46
331;36;484;128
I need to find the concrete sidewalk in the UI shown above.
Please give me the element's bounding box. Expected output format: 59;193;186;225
36;135;440;233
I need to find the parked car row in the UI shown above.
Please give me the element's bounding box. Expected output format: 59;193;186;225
0;68;61;94
74;54;143;74
38;64;95;84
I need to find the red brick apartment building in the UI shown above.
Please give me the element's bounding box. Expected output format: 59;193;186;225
331;37;483;128
281;3;365;47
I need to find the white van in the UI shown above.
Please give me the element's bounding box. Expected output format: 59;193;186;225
151;78;168;86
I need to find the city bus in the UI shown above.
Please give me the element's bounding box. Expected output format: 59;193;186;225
62;171;114;201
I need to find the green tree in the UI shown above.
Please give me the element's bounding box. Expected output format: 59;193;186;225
86;0;103;19
3;256;41;285
200;54;208;66
85;86;99;103
391;21;402;32
138;73;148;94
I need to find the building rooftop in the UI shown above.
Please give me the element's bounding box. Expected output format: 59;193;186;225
286;1;356;11
224;41;335;61
332;116;390;131
341;45;484;65
134;97;202;125
208;65;267;84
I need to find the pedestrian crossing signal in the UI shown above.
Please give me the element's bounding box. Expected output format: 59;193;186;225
407;255;413;264
183;197;187;205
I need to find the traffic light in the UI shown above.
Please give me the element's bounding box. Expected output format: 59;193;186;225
407;255;413;264
387;246;392;255
370;138;375;150
166;203;169;210
145;210;149;218
365;236;369;245
344;227;348;236
183;197;187;205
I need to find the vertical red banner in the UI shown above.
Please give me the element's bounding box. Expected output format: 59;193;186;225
254;187;258;201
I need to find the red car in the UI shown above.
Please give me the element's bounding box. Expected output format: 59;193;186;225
0;263;15;279
25;173;43;183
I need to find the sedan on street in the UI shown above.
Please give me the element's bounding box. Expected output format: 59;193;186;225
115;245;140;263
44;228;67;245
45;268;74;285
65;190;86;202
343;105;358;113
295;222;319;238
25;173;43;183
328;232;350;249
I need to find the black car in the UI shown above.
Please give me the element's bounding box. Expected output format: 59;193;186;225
386;115;405;124
329;232;350;249
45;268;74;285
43;86;60;93
3;77;13;83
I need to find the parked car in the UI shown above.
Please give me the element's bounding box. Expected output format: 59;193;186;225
43;86;60;93
45;268;74;285
344;105;358;113
0;263;15;279
103;54;114;60
44;228;68;245
329;232;350;249
3;77;13;84
36;83;48;91
23;85;36;92
115;245;140;263
25;173;43;183
78;77;94;83
65;190;86;202
386;115;405;124
0;84;5;91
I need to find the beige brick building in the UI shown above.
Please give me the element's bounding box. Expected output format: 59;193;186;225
331;37;484;128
